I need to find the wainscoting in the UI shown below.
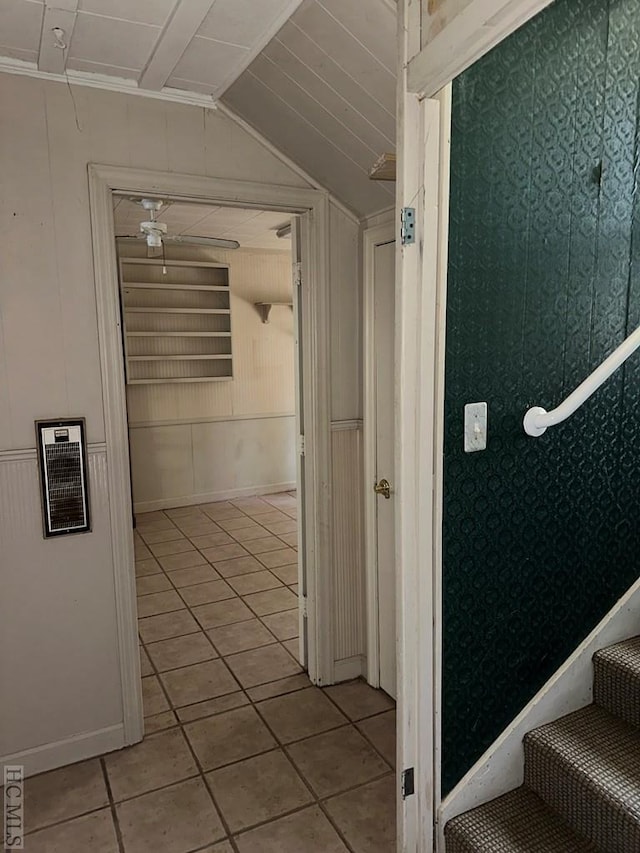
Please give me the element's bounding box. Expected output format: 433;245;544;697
129;414;296;513
0;444;125;776
330;420;366;679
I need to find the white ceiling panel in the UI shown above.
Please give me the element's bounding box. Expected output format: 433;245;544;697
66;57;138;77
261;37;394;152
276;20;395;141
0;0;43;52
249;53;381;168
197;0;294;48
113;199;290;251
69;12;161;70
291;0;396;107
315;0;396;75
223;70;393;217
0;44;38;62
222;0;397;217
78;0;177;27
168;35;247;87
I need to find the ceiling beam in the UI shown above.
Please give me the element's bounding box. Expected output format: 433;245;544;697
38;0;78;75
140;0;216;91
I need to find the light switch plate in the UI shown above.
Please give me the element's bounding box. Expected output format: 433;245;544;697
464;402;487;452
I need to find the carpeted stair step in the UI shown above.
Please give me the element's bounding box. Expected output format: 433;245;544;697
444;786;598;852
524;704;640;853
593;635;640;729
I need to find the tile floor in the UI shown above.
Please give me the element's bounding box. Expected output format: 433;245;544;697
18;493;397;852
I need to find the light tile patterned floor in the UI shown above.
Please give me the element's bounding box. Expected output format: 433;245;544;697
19;493;397;852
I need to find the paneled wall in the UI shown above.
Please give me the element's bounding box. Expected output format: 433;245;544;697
443;0;640;793
0;73;364;773
0;445;124;773
119;242;296;509
331;422;365;677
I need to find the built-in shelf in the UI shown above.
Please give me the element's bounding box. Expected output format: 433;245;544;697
126;331;232;337
128;354;232;361
118;256;232;384
255;301;294;324
125;307;231;314
123;282;230;292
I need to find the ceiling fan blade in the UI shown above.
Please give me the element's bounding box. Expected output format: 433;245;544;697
165;235;240;250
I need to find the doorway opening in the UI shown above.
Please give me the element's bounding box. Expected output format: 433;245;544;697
89;165;397;849
364;222;397;700
110;193;310;716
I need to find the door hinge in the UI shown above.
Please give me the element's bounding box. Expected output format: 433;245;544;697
401;768;415;799
301;596;308;618
293;261;303;286
298;435;306;456
400;207;416;245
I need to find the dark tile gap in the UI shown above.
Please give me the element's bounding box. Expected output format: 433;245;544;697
99;756;126;853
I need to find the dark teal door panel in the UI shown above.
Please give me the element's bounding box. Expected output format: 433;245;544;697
444;0;640;793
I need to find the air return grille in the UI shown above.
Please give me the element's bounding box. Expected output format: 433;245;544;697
36;419;91;537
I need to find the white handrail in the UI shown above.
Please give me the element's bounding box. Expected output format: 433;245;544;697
523;325;640;437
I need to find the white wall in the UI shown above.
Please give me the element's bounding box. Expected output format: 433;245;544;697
0;72;364;774
119;243;297;510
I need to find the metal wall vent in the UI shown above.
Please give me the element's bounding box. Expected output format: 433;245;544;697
36;419;91;538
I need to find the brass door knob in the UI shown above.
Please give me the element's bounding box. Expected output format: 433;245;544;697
374;478;391;499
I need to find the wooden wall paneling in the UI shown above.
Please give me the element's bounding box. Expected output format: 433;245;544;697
331;423;365;667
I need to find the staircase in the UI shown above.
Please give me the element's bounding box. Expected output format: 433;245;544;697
444;636;640;852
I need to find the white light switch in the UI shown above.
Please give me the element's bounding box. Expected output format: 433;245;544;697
464;402;487;452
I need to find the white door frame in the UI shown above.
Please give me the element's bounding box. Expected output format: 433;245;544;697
396;0;452;845
88;164;333;745
396;88;451;852
363;219;396;689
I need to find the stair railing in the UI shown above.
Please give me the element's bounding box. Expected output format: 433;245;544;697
523;325;640;436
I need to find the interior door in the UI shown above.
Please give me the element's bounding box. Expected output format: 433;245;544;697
374;239;397;698
290;215;308;671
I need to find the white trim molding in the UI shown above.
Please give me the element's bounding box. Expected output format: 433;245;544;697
0;724;124;780
134;481;297;514
408;0;553;99
128;413;294;430
438;575;640;845
0;56;218;108
334;655;366;682
88;165;334;744
396;0;452;841
363;219;396;690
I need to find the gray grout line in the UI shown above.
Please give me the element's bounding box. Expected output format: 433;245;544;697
100;756;127;853
24;496;391;849
245;693;359;853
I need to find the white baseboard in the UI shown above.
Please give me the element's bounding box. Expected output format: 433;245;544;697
134;481;296;514
0;724;125;779
438;576;640;846
333;655;365;683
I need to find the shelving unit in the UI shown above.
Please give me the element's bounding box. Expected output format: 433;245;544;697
118;257;232;384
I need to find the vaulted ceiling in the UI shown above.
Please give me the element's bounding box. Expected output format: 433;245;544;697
0;0;397;218
222;0;397;218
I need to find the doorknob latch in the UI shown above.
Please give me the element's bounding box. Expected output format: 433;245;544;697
374;478;391;499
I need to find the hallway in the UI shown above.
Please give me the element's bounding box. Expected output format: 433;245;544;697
18;494;396;852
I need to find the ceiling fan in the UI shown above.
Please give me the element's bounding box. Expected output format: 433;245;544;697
118;198;240;256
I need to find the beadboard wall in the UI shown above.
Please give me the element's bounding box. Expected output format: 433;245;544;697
118;242;296;509
0;72;365;774
0;445;124;774
331;422;366;679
